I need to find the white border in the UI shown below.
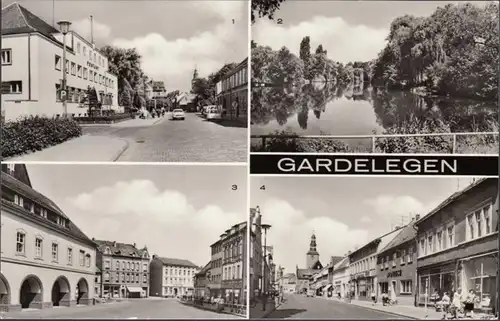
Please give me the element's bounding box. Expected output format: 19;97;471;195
250;152;498;157
246;0;252;317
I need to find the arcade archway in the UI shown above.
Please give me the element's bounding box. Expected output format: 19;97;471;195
51;276;70;307
19;275;43;309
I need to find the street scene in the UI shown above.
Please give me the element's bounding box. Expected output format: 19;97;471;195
0;164;247;318
250;176;498;319
1;0;248;162
250;0;499;154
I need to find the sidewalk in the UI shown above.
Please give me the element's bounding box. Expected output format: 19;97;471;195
110;116;166;128
250;300;278;318
6;135;129;162
343;298;443;319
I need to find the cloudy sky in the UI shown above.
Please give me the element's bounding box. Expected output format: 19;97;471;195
252;1;494;63
251;176;478;274
26;164;247;267
7;0;248;92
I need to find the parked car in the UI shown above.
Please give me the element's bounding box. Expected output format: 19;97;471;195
171;109;185;120
306;290;315;297
206;105;222;121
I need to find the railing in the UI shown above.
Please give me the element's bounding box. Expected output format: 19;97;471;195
251;132;499;154
182;298;246;317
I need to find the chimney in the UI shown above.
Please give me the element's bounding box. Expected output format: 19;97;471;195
415;214;420;221
92;237;95;241
90;15;94;45
152;254;157;259
113;241;117;247
133;242;137;248
394;225;400;231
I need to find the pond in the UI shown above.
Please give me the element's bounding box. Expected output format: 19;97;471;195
250;83;498;153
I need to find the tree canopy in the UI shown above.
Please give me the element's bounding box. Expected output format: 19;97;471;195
251;0;286;24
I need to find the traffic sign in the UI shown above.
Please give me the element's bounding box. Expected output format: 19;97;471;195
60;90;67;101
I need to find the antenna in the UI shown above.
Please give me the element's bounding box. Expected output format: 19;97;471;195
52;0;55;27
90;15;94;45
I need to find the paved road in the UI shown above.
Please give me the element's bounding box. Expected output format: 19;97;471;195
82;113;247;162
2;299;237;319
264;295;412;319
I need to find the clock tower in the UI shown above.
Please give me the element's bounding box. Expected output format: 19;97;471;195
306;232;320;269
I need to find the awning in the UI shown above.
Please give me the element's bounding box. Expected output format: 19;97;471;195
325;284;333;291
127;286;143;293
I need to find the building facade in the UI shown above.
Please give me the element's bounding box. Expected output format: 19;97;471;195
217;58;248;124
279;273;297;294
415;178;498;316
1;3;119;120
376;219;418;306
220;222;247;304
349;228;401;301
296;233;323;294
249;207;263;299
94;240;150;299
149;256;199;298
194;262;211;299
0;164;96;311
209;236;224;299
331;257;350;298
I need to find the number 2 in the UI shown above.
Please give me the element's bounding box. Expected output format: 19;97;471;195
277;18;283;24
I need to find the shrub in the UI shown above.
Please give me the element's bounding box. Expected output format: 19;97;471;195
2;115;82;158
73;113;131;124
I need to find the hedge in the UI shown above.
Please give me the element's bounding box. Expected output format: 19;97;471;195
73;113;132;124
2;115;82;158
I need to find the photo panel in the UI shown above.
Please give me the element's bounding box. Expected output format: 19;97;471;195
0;163;248;318
250;0;499;155
1;0;249;163
249;175;498;319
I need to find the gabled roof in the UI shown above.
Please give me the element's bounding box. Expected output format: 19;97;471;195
196;261;211;276
333;257;349;270
297;268;315;279
329;256;344;268
378;220;417;256
94;239;149;259
2;2;59;40
155;257;198;268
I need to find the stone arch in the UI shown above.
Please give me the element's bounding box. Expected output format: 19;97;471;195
51;276;71;307
0;273;11;309
76;278;90;305
19;274;43;309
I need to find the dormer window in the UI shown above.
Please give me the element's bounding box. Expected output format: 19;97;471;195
14;194;23;207
105;247;111;255
7;164;15;174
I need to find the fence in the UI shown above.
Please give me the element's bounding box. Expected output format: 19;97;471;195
181;298;247;317
251;132;499;154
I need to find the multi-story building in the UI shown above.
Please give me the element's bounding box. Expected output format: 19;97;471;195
348;227;401;301
249;207;263;299
220;221;247;304
278;273;297;294
296;233;324;294
0;164;96;311
194;262;211;299
415;178;498;316
209;235;224;299
331;257;350;298
94;240;150;299
94;267;102;298
376;219;418;306
1;3;119;120
149;256;199;298
310;265;329;297
217;58;248;124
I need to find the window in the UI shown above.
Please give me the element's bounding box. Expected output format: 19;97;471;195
83;47;87;56
4;81;22;94
127;262;130;270
104;272;110;282
77;65;82;78
400;280;412;294
379;257;384;270
85;254;91;267
67;247;73;264
83;68;88;80
401;249;406;264
436;230;443;252
16;231;26;254
65;60;69;74
14;194;23;206
77;42;81;54
35;237;43;258
116;260;120;270
79;250;85;266
52;243;59;262
419;238;426;257
446;225;455;248
93;52;96;62
104;260;110;269
122;262;125;269
1;49;12;65
55;55;61;70
392;253;397;267
427;234;433;254
408;247;413;263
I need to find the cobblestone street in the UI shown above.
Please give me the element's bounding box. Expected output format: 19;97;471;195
82;113;247;162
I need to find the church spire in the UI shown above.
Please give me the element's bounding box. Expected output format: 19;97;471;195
309;231;317;253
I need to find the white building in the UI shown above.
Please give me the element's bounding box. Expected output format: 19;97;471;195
149;256;199;298
0;164;96;311
1;3;120;121
331;257;350;298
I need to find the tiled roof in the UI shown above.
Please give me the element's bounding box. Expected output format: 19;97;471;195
378;221;417;256
156;257;198;268
297;268;314;279
329;256;344;267
2;2;59;39
1;172;94;246
94;239;148;258
333;257;349;270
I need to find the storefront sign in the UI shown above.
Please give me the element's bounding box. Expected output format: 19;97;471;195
388;270;402;278
355;272;367;279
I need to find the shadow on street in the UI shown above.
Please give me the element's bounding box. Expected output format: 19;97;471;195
266;308;308;318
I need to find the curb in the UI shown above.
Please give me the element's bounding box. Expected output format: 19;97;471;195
178;301;244;318
333;299;418;320
112;139;130;162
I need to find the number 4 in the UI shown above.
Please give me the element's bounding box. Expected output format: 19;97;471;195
260;185;266;190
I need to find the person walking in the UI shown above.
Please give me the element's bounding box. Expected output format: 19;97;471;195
371;290;377;306
464;289;477;318
441;292;451;319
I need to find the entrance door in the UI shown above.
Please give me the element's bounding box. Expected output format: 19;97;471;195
391;281;397;298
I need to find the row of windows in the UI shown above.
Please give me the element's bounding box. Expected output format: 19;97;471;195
165;267;194;276
351;255;376;274
3;185;69;229
221;66;247;91
379;247;414;270
16;231;91;267
465;204;493;241
208;273;221;283
74;42;107;69
164;277;192;284
55;55;115;88
211;258;222;269
418;223;455;257
223;240;243;261
103;272;147;284
1;49;11;65
103;259;148;272
223;264;241;280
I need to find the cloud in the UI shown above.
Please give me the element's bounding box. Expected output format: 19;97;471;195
112;1;247;92
259;199;369;274
360;215;372;223
252;16;388;63
363;195;428;218
67;180;242;266
72;18;112;40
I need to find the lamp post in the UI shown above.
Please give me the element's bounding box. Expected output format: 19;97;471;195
57;20;71;118
261;223;271;311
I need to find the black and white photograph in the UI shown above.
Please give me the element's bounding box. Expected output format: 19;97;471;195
0;163;247;318
1;0;248;163
250;0;499;154
249;176;498;319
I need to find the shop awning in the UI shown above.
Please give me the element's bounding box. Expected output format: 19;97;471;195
127;286;143;293
325;284;333;290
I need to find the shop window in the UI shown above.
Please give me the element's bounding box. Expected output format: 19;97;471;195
55;55;61;70
462;256;496;309
1;49;12;65
5;81;22;94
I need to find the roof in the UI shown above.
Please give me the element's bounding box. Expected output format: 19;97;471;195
155;257;198;268
349;227;402;259
283;273;296;279
1;171;95;246
416;178;490;226
333;257;349;270
329;256;344;267
196;262;211;276
378;220;417;256
297;268;314;279
94;239;148;258
2;3;59;40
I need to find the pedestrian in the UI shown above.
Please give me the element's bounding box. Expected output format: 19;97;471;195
441;292;451;319
371;290;377;305
382;292;388;306
450;289;462;319
464;289;477;318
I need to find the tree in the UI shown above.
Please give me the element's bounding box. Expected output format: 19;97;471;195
251;0;287;24
251;45;276;83
166;90;181;109
133;91;142;110
119;90;132;109
100;46;144;93
86;86;99;116
265;46;304;84
299;36;313;80
310;44;328;81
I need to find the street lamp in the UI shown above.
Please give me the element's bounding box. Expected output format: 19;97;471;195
57;20;72;118
260;223;271;311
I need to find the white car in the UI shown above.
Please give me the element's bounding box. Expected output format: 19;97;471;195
206;106;222;121
171;109;185;120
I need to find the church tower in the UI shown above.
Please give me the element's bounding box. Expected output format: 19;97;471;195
306;233;320;269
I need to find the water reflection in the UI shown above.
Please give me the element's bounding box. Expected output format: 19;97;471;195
251;83;499;136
